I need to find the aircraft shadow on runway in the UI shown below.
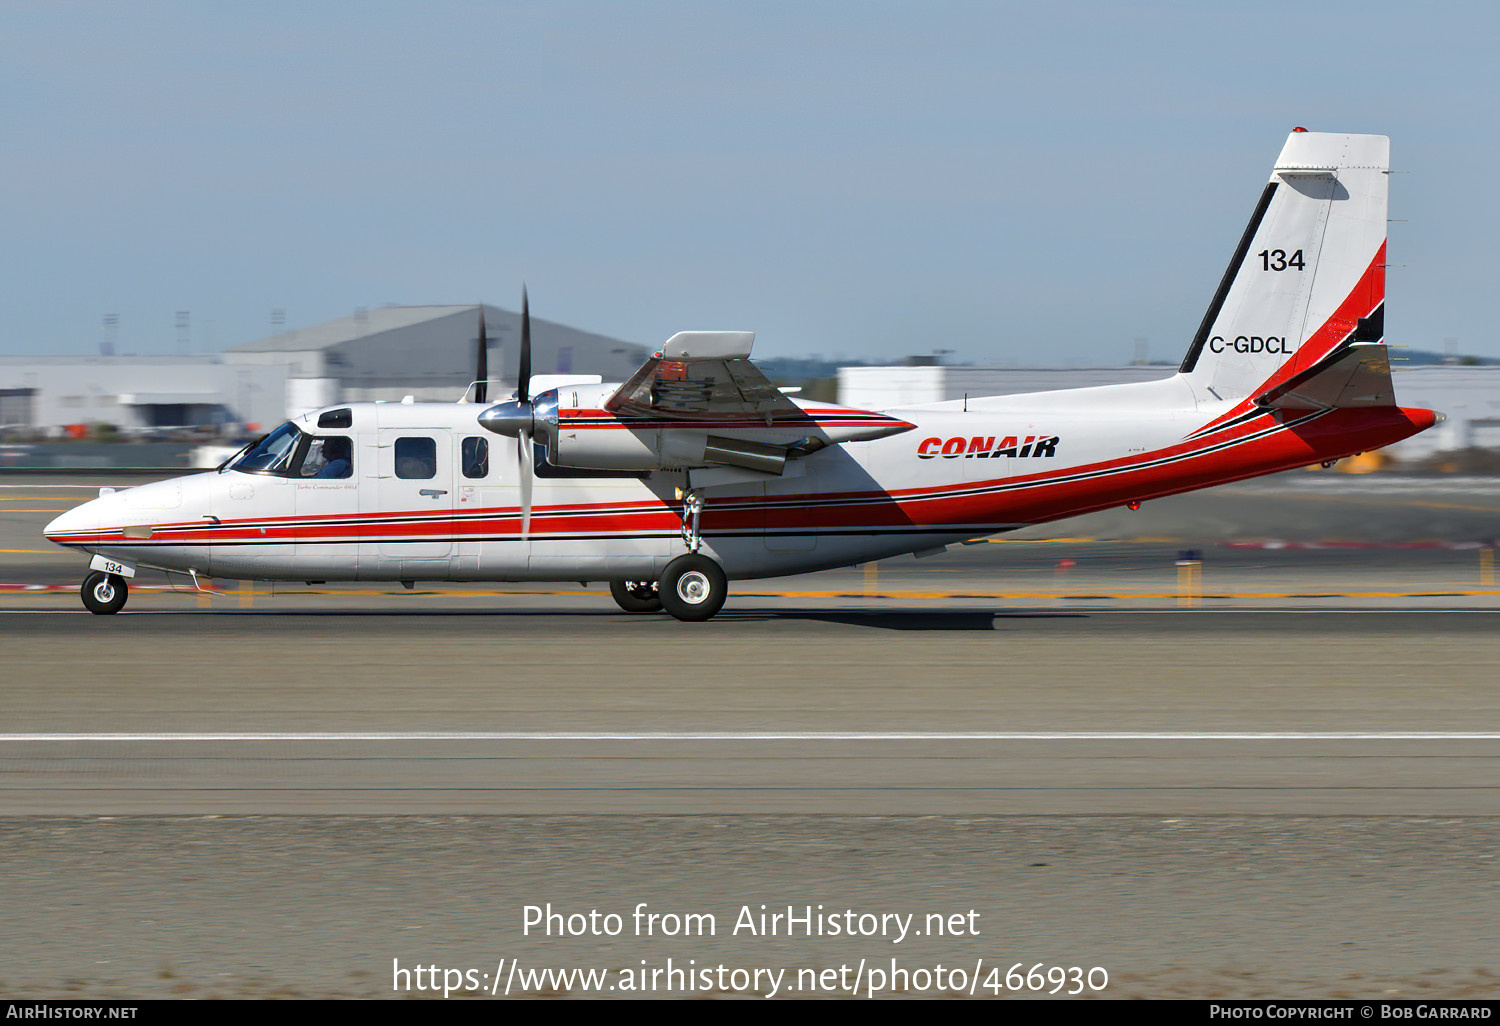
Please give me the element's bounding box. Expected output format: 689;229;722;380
719;610;1089;630
85;606;1090;631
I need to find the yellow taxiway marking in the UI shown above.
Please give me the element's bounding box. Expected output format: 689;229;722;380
7;587;1500;601
746;589;1500;600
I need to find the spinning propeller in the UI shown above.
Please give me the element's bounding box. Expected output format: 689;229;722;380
477;288;536;533
472;306;489;404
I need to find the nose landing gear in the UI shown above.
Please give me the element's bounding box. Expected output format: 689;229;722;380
81;571;128;615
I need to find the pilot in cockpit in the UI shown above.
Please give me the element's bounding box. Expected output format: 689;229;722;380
303;436;353;479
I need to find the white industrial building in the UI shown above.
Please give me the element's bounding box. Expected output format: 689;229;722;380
839;363;1500;462
0;356;287;435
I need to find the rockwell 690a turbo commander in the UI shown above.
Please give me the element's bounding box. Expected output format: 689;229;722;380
47;130;1436;620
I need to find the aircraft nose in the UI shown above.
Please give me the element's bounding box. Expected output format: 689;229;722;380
44;499;100;545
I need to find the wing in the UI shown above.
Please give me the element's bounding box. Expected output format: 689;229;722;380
603;332;807;426
541;331;915;477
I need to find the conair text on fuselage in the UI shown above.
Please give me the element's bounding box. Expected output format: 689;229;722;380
917;435;1061;459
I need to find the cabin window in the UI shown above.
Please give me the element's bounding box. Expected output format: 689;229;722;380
394;437;437;479
317;408;353;429
461;437;488;479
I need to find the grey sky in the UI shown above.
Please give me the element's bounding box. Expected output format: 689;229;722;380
3;1;1494;365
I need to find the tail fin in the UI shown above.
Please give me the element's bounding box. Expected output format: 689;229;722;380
1179;130;1388;406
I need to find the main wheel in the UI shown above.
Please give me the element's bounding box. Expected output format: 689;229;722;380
658;554;727;622
610;579;662;613
81;571;128;615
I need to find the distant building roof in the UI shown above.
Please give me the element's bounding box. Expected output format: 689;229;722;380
227;305;486;353
225;303;652;390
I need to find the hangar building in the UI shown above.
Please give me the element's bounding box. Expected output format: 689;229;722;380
0;305;650;436
222;304;651;416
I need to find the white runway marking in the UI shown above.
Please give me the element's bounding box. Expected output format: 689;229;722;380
1;731;1497;742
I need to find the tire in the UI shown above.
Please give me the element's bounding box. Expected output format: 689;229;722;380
658;554;727;622
610;579;663;613
81;571;128;615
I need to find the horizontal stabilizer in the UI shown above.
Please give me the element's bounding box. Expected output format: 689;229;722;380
1253;342;1395;411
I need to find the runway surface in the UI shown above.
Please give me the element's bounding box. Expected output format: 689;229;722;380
2;608;1499;816
1;472;1498;999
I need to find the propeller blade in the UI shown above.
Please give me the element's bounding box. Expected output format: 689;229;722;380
474;305;488;404
517;430;532;537
518;286;531;404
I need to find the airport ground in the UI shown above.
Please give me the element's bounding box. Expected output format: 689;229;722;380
0;471;1497;1000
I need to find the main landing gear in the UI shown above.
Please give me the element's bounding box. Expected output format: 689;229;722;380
658;554;727;622
81;571;128;615
609;579;663;614
610;554;729;622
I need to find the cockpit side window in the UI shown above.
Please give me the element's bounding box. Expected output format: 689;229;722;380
299;436;353;479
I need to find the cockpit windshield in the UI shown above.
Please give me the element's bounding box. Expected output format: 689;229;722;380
227;421;355;479
228;420;309;478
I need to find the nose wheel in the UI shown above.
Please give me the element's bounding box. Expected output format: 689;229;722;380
81;571;128;615
658;554;727;622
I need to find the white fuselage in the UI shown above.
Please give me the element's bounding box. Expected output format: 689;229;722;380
42;376;1432;584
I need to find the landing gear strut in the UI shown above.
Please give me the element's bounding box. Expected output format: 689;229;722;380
81;571;128;615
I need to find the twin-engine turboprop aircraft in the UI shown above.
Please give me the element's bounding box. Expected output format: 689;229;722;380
46;129;1438;620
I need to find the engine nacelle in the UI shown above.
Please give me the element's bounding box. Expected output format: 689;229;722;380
481;385;913;474
551;426;791;474
518;385;795;473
